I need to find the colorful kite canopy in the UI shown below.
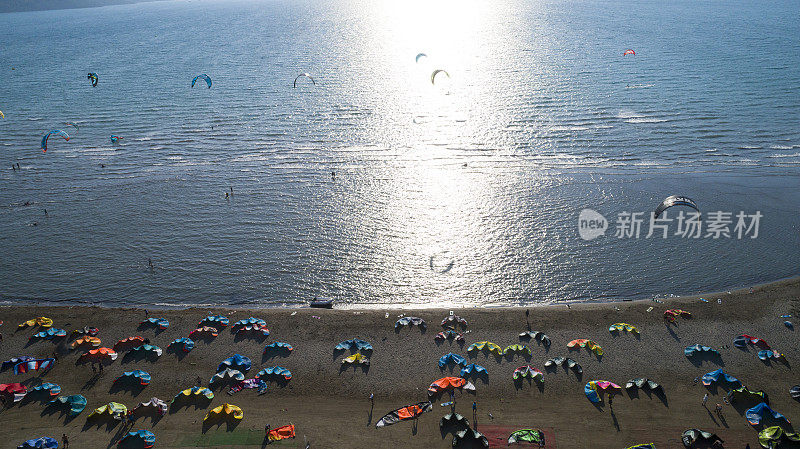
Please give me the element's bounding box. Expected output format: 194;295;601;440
334;339;372;352
467;341;502;356
440;412;470;431
375;401;432;427
118;370;151;386
13;358;55;375
210;368;245;384
232;317;266;329
29;383;61;397
49;394;87;415
453;429;488;448
395;316;426;330
169;337;194;352
140;317;169;330
133;397;168;416
70;336;101;349
519;330;551;346
189;326;219;338
17;437;58;449
87;72;98;86
567;339;603;356
544;356;583;374
232;318;267;335
438;352;467;368
427;377;475;398
460;363;487;378
30;328;66;341
758;349;785;361
609;323;639;334
733;334;770;349
19;317;53;329
664;309;692;322
342;353;370;366
1;383;28;402
435;330;464;342
682;429;723;447
623;49;636;56
265;342;293;354
199;315;228;328
625;445;655;449
655;196;698;218
228;378;267;395
513;365;543;382
503;344;531;356
746;402;789;426
584;381;621;403
430;69;450;85
441;315;468;329
624;378;662;393
759;426;800;448
172;386;214;403
791;385;800;399
267;424;295;441
89;402;128;420
293;73;315;88
415;53;427;63
701;369;741;387
2;356;35;372
191;74;212;88
256;366;292;381
71;326;99;337
728;386;768;405
40;130;70;153
119;430;155;449
685;344;718;358
128;344;162;358
234;324;270;337
508;429;545;446
114;336;148;352
204;403;243;422
218;354;251;373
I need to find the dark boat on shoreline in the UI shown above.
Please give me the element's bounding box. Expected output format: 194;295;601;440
309;299;334;309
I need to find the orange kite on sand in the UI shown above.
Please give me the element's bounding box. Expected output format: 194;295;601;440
268;424;296;441
78;347;118;363
114;336;148;352
427;377;476;398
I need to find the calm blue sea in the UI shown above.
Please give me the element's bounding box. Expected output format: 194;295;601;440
0;0;798;307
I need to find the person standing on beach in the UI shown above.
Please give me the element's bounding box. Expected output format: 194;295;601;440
472;401;477;429
714;403;723;418
702;393;708;407
62;434;69;448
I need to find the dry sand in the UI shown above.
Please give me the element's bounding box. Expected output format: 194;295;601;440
1;278;799;448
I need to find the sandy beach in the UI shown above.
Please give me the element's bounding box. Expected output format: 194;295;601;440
1;278;799;448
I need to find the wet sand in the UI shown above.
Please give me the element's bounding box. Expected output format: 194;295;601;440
1;278;799;448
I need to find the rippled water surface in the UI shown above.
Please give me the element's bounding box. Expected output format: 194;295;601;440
0;0;799;307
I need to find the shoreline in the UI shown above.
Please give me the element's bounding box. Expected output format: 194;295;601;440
2;275;797;311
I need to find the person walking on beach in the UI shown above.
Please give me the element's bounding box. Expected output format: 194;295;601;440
472;401;477;429
715;403;723;418
62;434;69;449
702;393;708;407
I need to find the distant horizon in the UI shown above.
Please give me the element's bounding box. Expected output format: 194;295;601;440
0;0;159;13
